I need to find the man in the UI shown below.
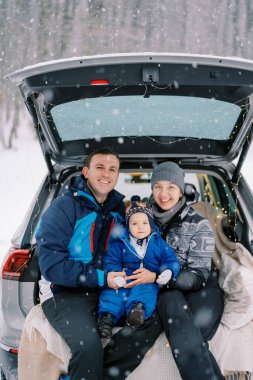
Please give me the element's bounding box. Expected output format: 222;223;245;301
36;147;162;380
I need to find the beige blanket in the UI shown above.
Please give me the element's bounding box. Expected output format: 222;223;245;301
193;202;253;329
18;202;253;380
18;311;253;380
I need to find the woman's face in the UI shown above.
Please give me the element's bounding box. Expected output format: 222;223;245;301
152;180;182;211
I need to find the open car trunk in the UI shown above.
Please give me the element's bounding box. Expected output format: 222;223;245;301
7;53;253;182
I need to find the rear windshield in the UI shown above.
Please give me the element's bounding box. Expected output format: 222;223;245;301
51;95;241;142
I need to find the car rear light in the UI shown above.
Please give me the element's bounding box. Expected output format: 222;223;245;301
90;79;109;85
2;249;30;280
9;348;18;354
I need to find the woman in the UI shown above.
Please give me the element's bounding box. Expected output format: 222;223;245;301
150;161;225;380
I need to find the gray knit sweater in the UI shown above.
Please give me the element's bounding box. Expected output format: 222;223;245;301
162;206;214;281
152;190;215;282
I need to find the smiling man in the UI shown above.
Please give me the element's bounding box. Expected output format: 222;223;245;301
82;150;121;204
36;147;162;380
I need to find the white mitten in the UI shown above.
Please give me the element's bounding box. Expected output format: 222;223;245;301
114;276;126;287
156;269;172;285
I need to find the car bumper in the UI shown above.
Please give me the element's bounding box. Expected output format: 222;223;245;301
0;346;17;380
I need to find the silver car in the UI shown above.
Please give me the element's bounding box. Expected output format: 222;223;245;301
1;53;253;379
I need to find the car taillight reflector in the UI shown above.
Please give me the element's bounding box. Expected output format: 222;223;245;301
2;249;30;280
90;79;109;85
9;348;18;354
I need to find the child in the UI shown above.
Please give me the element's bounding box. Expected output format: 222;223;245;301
98;196;181;339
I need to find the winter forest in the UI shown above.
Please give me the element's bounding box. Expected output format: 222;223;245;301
1;0;253;149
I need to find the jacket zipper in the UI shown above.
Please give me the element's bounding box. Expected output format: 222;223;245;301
90;222;95;253
122;232;155;268
104;220;115;251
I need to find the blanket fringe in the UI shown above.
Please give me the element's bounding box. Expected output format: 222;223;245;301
225;372;252;380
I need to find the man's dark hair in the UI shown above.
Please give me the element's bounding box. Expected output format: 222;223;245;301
84;147;120;168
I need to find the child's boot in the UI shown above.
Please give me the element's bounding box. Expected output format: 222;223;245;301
126;302;145;328
98;313;114;339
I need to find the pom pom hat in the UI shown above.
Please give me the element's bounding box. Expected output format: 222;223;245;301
125;195;155;231
151;162;185;193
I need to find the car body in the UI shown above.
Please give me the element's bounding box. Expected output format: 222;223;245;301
1;53;253;379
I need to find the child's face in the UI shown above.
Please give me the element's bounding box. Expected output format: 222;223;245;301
129;212;151;239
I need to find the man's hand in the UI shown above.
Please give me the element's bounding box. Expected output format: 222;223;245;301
124;268;156;288
107;271;126;289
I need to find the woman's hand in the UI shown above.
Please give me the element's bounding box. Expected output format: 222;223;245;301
124;268;156;288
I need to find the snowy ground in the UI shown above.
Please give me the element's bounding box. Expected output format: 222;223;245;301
0;123;47;258
0;122;253;262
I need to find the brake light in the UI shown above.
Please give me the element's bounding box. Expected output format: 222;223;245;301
90;79;109;85
2;249;30;280
9;348;18;354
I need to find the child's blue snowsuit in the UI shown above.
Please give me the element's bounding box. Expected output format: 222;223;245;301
98;227;180;322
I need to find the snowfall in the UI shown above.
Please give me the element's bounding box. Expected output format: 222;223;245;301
0;120;253;264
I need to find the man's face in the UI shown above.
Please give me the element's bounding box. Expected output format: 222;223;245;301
82;154;120;203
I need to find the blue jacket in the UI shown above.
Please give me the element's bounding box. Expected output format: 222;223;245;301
99;227;180;321
36;175;125;291
104;227;181;279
